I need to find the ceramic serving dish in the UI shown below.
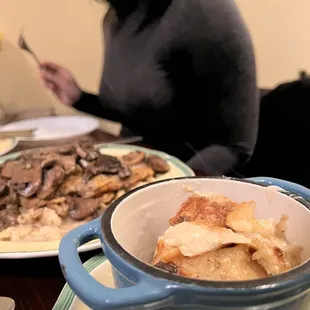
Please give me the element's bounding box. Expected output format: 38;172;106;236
59;177;310;309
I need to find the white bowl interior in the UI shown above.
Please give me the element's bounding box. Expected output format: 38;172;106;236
111;178;310;265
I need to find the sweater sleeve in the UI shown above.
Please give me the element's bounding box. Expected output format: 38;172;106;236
72;92;119;121
186;3;259;175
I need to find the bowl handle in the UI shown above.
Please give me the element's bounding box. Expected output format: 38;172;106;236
246;177;310;201
58;218;170;309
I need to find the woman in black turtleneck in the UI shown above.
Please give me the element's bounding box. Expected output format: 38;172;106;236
40;0;258;176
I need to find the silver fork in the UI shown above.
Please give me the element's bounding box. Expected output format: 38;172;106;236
18;28;40;65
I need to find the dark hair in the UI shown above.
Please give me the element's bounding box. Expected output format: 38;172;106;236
106;0;172;31
138;0;173;31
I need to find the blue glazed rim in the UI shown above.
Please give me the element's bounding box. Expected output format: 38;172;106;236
101;176;310;293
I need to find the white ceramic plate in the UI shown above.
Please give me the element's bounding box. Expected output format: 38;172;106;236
53;254;310;310
0;116;100;141
0;138;18;156
0;144;194;259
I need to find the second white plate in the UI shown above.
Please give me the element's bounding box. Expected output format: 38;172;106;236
0;116;100;141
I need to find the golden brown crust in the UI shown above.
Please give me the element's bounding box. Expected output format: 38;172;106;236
169;195;237;227
122;164;155;190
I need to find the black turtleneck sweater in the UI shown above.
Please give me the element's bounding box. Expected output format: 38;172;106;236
73;0;258;175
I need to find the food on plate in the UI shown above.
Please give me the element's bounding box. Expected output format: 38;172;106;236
146;155;170;174
0;143;170;242
153;194;303;281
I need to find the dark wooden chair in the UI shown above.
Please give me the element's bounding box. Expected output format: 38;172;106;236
241;74;310;188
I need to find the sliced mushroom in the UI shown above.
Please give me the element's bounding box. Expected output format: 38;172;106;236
18;179;42;197
1;160;24;179
87;150;99;161
146;155;170;173
37;165;65;200
79;159;89;169
10;161;42;197
118;164;132;179
41;154;76;175
0;177;7;195
75;145;88;159
41;158;57;169
67;197;102;221
0;210;19;231
122;151;145;166
0;188;18;207
96;154;121;173
76;144;98;161
84;154;121;181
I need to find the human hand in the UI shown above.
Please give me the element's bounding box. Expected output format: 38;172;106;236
39;62;82;106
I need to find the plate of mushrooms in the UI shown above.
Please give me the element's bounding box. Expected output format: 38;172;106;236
0;143;194;258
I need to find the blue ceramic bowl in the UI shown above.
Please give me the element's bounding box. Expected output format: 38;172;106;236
59;177;310;309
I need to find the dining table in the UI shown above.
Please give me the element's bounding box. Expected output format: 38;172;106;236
0;129;202;310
